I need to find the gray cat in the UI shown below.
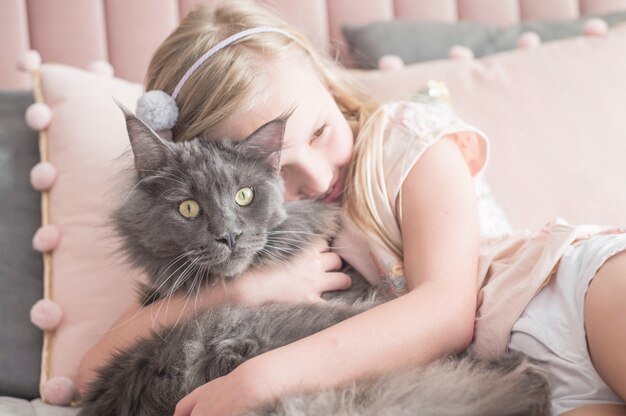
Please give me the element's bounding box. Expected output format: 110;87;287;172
77;110;550;416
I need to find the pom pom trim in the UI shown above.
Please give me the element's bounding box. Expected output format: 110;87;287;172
30;66;58;400
30;299;63;330
448;45;475;60
42;376;77;406
25;103;52;131
16;50;42;73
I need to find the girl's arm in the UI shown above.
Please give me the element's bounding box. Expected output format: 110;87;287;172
174;135;480;415
76;240;350;396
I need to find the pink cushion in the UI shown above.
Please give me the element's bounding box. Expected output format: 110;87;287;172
36;64;145;391
351;23;626;231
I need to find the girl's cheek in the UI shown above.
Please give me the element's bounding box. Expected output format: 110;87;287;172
334;126;354;167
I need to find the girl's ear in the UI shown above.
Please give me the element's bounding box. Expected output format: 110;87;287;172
237;115;289;172
118;104;175;176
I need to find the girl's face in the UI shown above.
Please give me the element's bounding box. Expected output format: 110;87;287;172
208;57;354;203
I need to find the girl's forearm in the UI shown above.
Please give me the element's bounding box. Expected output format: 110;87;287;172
76;282;239;396
242;282;476;398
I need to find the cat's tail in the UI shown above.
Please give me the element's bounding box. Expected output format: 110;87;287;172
251;351;551;416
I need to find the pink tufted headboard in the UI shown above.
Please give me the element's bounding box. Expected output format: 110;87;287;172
2;0;626;89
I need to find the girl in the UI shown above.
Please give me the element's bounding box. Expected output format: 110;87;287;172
77;2;626;415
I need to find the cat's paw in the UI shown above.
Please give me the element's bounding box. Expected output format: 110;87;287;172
209;338;262;379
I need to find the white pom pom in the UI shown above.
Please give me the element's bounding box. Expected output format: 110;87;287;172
517;32;542;49
88;60;114;77
135;90;178;131
378;55;405;71
25;103;52;130
448;46;474;60
30;299;63;330
42;376;76;405
584;18;608;36
16;50;42;72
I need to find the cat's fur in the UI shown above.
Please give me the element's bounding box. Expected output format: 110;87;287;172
77;110;550;416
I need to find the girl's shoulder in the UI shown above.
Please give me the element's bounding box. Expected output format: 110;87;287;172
378;100;490;179
381;100;455;134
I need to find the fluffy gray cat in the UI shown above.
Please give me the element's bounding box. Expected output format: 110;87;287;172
77;110;550;416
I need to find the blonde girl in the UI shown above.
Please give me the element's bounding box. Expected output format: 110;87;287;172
77;2;626;415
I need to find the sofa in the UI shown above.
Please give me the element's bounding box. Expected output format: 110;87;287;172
2;0;626;414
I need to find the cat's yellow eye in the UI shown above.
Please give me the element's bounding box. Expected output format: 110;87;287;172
235;187;254;206
178;199;201;219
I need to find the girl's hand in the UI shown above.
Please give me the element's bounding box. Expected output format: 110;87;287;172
232;238;352;305
173;360;273;416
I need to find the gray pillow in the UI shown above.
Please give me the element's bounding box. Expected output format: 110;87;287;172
0;89;44;399
343;11;626;69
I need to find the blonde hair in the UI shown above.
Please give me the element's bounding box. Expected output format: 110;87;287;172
145;0;401;258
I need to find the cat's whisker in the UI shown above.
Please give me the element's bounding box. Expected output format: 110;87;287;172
99;254;195;335
150;257;197;331
165;259;197;298
262;244;302;254
167;256;202;299
158;187;184;202
263;247;301;257
148;253;197;299
136;169;188;184
152;253;191;284
265;237;315;247
183;263;201;300
257;248;292;264
163;261;203;339
122;175;159;203
139;171;188;184
193;263;208;314
265;235;314;243
261;242;301;251
145;174;187;188
264;230;329;237
122;172;188;203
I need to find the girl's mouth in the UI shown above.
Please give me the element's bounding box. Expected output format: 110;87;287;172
322;178;343;203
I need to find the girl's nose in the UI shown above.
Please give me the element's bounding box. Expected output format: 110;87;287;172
299;169;332;199
287;157;330;199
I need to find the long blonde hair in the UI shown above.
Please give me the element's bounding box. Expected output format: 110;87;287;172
145;1;400;258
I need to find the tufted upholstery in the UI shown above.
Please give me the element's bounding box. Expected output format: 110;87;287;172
2;0;626;88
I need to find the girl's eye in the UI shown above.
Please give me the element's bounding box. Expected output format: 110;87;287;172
178;199;202;219
235;187;254;206
312;123;328;140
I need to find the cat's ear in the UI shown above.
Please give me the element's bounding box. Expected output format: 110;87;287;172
237;116;288;172
116;101;175;175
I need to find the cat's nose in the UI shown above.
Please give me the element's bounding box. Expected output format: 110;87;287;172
216;231;242;249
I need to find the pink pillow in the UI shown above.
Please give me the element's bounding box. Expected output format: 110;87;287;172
28;64;145;404
351;23;626;231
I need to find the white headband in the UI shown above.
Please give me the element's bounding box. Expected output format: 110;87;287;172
136;26;297;133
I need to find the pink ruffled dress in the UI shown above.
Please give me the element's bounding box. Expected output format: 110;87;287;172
333;101;626;359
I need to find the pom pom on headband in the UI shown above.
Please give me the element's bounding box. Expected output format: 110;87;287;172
136;26;296;133
136;90;179;132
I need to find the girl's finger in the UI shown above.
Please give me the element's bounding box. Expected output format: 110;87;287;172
311;238;330;253
173;388;200;416
319;252;342;271
318;272;352;292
